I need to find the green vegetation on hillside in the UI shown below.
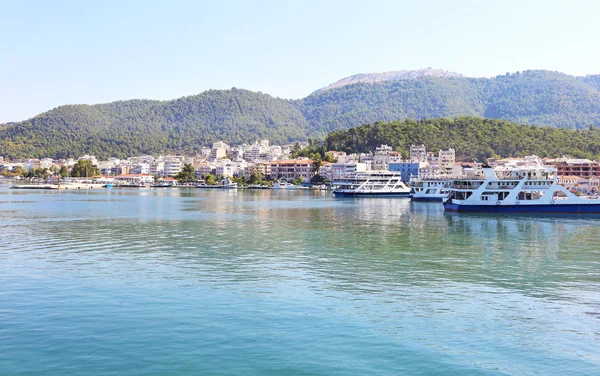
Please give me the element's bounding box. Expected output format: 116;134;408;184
301;70;600;132
326;117;600;161
0;89;310;159
1;70;600;159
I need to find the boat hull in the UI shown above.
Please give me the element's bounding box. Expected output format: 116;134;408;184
411;196;446;202
334;191;411;198
444;202;600;214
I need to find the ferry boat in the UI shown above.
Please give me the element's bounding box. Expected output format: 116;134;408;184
333;171;411;197
443;165;600;214
410;179;450;201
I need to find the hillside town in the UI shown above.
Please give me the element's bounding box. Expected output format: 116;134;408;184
1;140;600;194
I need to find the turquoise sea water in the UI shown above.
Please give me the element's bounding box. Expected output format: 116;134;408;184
1;185;599;375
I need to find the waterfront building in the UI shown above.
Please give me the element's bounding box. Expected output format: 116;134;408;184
551;158;600;178
164;156;185;176
269;159;314;182
244;162;271;180
215;164;238;178
389;161;420;183
330;162;368;182
196;163;214;178
114;174;154;185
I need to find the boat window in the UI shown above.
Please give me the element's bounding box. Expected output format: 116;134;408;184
518;191;544;200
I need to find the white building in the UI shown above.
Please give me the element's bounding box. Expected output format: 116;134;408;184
330;162;369;182
438;148;455;176
131;163;150;175
373;144;393;170
164;156;185;176
150;161;164;176
410;144;427;162
210;141;229;160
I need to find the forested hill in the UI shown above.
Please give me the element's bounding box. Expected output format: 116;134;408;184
0;89;311;159
325;117;600;161
2;69;600;159
301;70;600;132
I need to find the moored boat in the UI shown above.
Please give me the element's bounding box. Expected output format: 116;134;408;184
272;181;302;190
410;179;450;201
443;165;600;214
333;171;411;197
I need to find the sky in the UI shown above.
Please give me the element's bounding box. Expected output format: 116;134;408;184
1;0;599;123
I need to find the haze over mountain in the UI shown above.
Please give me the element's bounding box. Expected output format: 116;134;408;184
2;69;600;159
313;68;464;93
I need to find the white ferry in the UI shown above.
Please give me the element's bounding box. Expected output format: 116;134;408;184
333;171;411;197
443;165;600;214
410;180;450;201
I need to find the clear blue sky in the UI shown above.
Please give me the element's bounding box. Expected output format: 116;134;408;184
1;0;599;123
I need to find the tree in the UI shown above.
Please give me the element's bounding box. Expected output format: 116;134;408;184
59;166;68;178
174;163;196;183
13;166;27;177
204;174;217;185
249;171;265;185
70;160;99;178
311;159;322;174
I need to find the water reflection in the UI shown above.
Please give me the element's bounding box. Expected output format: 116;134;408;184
2;187;600;374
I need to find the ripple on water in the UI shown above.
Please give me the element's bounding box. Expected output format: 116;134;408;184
1;188;600;375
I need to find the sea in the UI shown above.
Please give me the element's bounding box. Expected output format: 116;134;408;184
1;185;599;375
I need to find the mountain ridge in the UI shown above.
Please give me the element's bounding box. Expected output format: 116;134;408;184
2;69;600;159
313;68;464;93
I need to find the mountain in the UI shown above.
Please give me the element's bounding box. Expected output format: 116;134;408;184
2;69;600;159
0;89;311;159
325;117;600;161
313;68;463;93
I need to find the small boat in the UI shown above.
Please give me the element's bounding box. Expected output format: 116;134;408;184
444;165;600;214
115;183;140;188
272;181;300;190
197;178;238;189
333;171;411;197
246;184;271;189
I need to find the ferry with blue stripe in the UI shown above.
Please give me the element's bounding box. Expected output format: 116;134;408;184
443;165;600;214
410;179;450;201
333;171;411;197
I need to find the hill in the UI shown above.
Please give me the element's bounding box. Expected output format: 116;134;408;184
2;69;600;159
0;89;311;159
325;117;600;161
300;70;600;132
313;68;463;93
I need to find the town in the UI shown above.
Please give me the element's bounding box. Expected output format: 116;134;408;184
0;140;599;194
